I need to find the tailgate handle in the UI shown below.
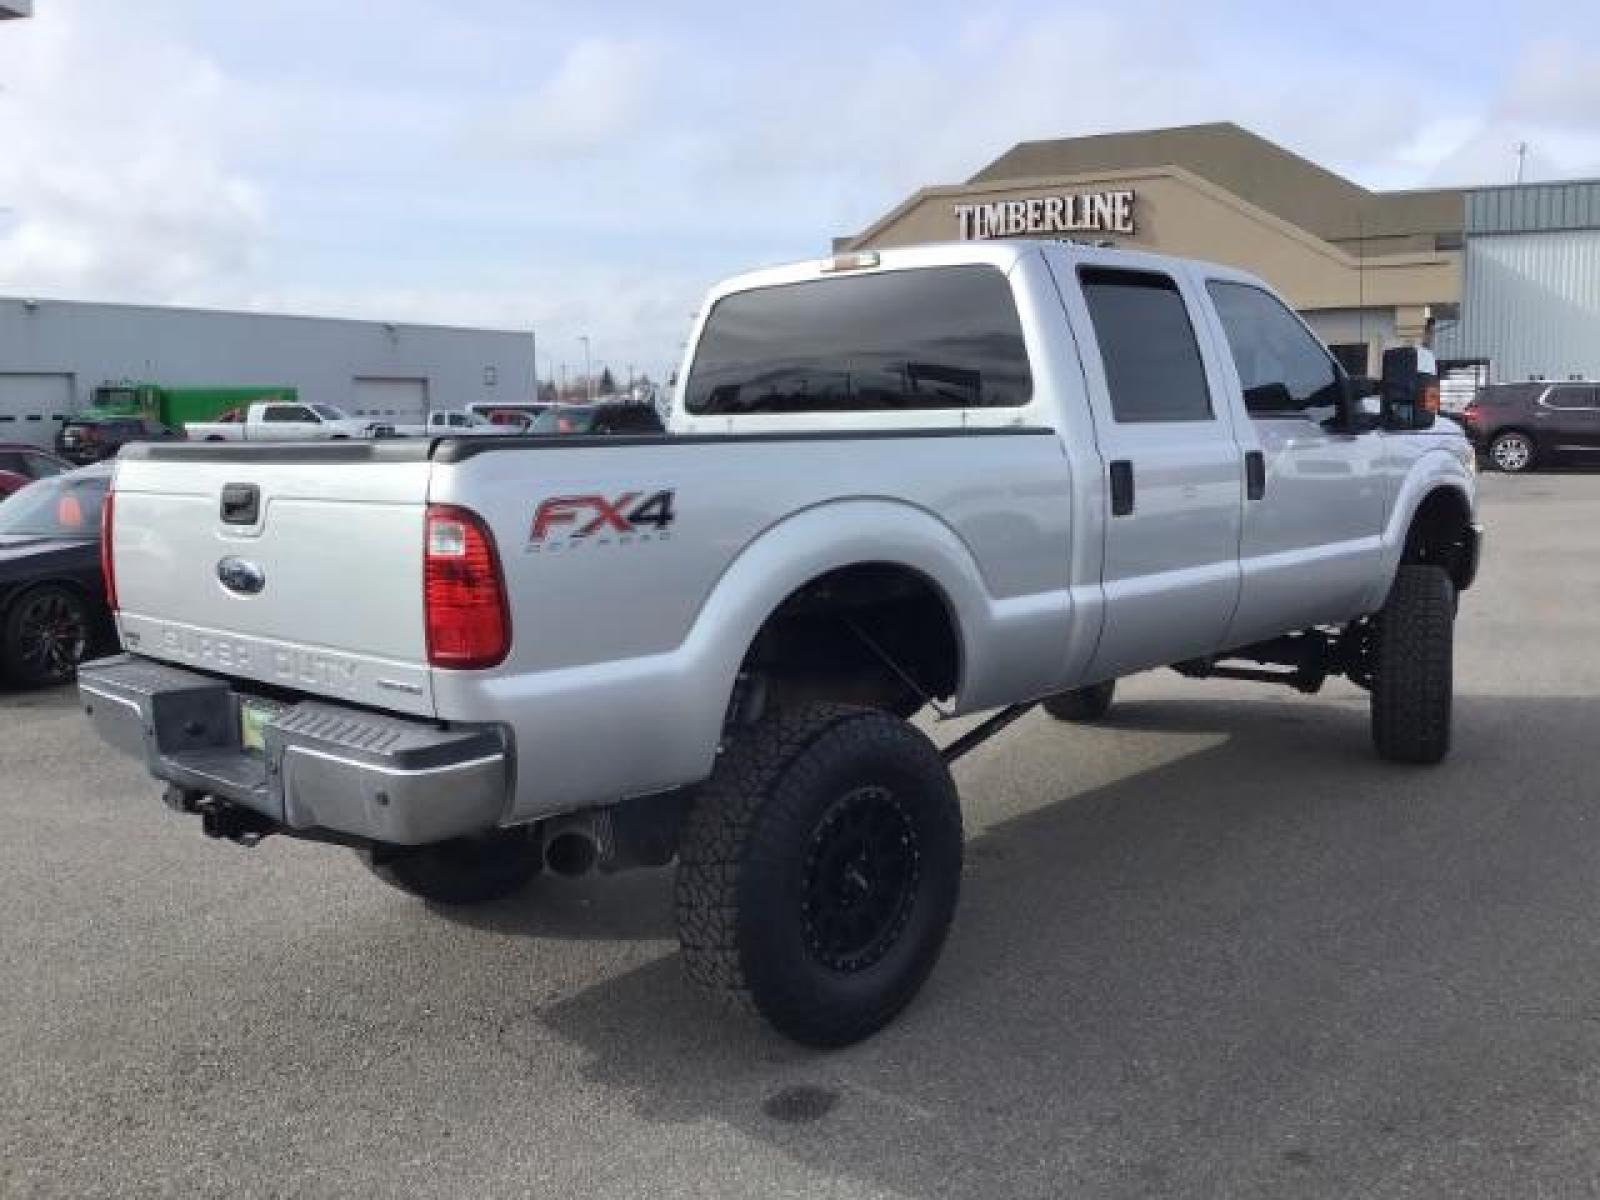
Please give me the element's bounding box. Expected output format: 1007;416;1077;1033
220;483;260;526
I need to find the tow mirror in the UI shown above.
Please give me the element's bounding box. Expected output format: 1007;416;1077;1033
1381;346;1440;430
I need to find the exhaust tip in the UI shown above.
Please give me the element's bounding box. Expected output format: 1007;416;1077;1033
545;831;598;877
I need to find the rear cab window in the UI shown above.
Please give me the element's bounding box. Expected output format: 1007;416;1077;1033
683;265;1032;418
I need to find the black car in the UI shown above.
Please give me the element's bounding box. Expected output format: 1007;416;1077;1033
56;415;183;465
1463;381;1600;473
0;465;114;686
530;402;666;435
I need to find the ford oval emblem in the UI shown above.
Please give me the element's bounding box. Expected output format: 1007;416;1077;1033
217;556;267;595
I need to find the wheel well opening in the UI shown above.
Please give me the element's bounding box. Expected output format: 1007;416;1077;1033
735;564;961;721
1404;488;1474;590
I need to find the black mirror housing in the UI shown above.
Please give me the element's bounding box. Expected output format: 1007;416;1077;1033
1381;346;1441;431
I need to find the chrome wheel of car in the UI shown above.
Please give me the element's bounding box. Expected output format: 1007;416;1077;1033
1490;433;1534;473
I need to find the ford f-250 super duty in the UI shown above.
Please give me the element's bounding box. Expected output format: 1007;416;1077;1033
80;241;1482;1047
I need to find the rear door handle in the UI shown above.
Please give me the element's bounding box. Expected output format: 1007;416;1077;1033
1109;459;1135;517
1245;450;1266;501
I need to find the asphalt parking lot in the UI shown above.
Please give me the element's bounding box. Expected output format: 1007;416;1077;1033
3;469;1598;1198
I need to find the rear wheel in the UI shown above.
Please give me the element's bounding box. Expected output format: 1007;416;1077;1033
2;583;91;686
675;704;962;1047
1370;565;1454;764
362;827;542;905
1042;679;1116;723
1488;431;1534;473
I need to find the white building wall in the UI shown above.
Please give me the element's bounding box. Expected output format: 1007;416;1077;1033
0;296;535;446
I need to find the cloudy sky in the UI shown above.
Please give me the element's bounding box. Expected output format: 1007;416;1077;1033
2;0;1599;381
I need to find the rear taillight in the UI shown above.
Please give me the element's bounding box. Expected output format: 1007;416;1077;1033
424;504;509;669
99;490;118;611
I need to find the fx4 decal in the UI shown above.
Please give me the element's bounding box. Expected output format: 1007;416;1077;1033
529;490;676;548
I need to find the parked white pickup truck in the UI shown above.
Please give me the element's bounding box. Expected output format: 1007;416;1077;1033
186;402;389;442
82;241;1481;1047
423;409;528;435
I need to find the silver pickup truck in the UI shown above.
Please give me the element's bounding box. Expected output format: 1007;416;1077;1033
80;241;1481;1046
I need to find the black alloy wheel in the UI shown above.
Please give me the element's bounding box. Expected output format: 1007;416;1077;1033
3;584;91;686
801;784;921;974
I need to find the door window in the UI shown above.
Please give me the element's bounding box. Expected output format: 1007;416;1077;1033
1208;281;1343;417
1542;386;1599;410
22;453;67;478
1079;268;1212;423
263;405;315;423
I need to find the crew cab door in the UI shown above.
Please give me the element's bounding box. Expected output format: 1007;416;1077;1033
1198;275;1388;645
1054;256;1245;679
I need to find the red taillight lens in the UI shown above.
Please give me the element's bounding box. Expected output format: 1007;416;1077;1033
99;490;118;611
424;504;509;669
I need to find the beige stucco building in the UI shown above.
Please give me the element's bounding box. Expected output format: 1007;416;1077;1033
836;123;1468;376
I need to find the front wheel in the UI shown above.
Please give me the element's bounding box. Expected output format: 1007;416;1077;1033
1488;431;1535;473
2;583;92;686
675;704;962;1047
1370;565;1454;764
362;827;542;905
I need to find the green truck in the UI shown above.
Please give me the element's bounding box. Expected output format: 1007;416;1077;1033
85;382;299;428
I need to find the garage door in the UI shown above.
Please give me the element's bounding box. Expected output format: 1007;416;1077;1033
0;373;75;449
350;377;428;422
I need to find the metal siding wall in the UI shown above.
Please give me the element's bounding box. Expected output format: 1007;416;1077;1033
0;298;535;417
1467;183;1600;235
1455;230;1600;382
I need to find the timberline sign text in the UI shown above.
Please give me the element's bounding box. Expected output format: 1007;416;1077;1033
955;190;1136;240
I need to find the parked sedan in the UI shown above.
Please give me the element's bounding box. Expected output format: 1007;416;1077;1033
0;444;72;500
0;465;114;686
56;415;184;464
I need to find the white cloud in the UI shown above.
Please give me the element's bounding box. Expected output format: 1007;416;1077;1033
484;37;662;158
0;2;268;300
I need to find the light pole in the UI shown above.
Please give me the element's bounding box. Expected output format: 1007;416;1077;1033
579;336;593;404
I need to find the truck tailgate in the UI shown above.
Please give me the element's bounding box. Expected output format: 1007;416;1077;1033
110;449;436;716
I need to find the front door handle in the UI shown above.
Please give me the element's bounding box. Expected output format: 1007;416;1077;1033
1109;459;1135;517
1245;450;1266;501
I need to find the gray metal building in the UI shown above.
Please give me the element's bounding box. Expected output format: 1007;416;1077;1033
0;296;535;448
1436;181;1600;385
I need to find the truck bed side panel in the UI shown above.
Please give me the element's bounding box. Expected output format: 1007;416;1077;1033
426;431;1075;818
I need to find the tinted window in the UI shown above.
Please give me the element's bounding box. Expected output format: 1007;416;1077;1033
0;471;108;537
1544;386;1598;409
686;266;1030;415
593;406;665;434
1079;268;1212;423
0;452;25;475
1208;281;1342;416
532;407;596;434
24;453;67;478
264;405;315;423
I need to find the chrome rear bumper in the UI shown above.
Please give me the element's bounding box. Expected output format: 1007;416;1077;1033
79;654;511;845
